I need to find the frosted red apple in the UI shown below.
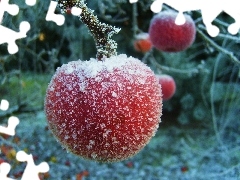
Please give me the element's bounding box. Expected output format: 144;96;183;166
133;33;152;53
149;11;196;52
156;74;176;101
45;54;162;162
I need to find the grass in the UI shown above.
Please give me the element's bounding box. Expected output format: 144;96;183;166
0;72;52;108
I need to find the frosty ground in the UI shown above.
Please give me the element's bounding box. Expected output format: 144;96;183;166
9;109;238;180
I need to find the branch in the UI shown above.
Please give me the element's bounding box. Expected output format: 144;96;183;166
142;50;204;76
57;0;120;60
197;26;240;66
149;56;202;76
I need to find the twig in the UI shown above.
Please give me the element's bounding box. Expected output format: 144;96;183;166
210;54;223;145
197;26;240;66
149;55;201;76
57;0;120;60
217;33;240;42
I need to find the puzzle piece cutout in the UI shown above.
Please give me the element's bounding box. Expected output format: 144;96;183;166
0;99;9;111
0;0;36;54
0;0;19;19
0;99;19;136
0;99;50;179
150;0;240;37
0;116;19;136
46;1;82;26
0;162;16;180
25;0;36;7
70;6;82;16
16;151;50;180
129;0;138;3
0;21;30;54
46;1;65;26
0;151;50;180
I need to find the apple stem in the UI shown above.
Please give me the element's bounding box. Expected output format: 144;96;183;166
57;0;120;61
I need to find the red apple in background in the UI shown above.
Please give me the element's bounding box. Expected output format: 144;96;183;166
133;33;152;53
45;54;162;162
156;74;176;101
148;10;196;52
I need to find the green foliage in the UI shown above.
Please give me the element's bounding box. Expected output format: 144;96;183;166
0;0;239;126
0;1;239;179
0;72;51;107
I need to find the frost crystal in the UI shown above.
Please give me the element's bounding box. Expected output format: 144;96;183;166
45;54;163;162
150;0;240;37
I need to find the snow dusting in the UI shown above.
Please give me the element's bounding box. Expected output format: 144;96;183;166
45;54;162;162
112;91;117;97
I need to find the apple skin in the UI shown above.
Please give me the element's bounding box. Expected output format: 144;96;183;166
45;54;162;162
156;74;176;101
148;11;196;52
133;33;152;53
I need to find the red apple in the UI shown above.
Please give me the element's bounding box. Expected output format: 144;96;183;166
156;74;176;100
133;33;152;53
45;54;162;162
148;10;196;52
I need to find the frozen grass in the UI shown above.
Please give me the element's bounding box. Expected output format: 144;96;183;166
1;109;239;180
1;73;239;179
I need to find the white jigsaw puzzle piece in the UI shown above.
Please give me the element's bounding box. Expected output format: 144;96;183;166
0;116;19;136
71;7;82;16
0;99;9;111
0;99;19;136
46;1;82;26
16;151;50;180
129;0;138;3
0;21;30;54
46;1;65;26
0;0;19;19
0;0;31;54
0;162;16;180
25;0;37;6
150;0;240;37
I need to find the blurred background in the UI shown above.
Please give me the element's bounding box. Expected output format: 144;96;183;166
0;0;239;179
